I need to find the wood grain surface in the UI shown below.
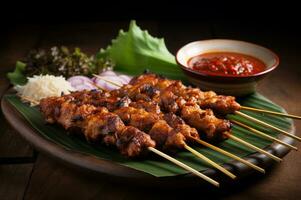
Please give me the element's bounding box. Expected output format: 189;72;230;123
1;21;301;200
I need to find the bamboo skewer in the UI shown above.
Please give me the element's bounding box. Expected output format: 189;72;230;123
93;74;124;87
231;120;298;151
19;96;40;105
241;106;301;120
235;111;301;142
183;144;236;179
188;136;265;173
89;80;107;91
224;133;282;162
148;147;220;187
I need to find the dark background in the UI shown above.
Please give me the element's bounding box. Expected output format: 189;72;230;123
2;1;301;53
2;1;301;71
1;1;300;29
1;1;301;200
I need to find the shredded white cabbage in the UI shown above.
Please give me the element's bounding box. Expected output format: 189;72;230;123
15;75;75;106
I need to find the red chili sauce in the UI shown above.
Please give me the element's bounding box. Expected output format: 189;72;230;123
188;52;266;76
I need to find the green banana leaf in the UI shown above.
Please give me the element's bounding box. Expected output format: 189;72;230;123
3;93;292;177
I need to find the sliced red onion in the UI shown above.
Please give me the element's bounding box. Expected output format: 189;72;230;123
91;77;97;83
68;76;91;87
77;82;97;91
93;78;107;88
68;71;132;92
94;76;122;91
68;76;97;91
99;71;117;77
118;75;132;84
73;84;96;91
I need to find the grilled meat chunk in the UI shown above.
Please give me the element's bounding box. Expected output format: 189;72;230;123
114;107;160;132
117;126;155;157
149;120;186;149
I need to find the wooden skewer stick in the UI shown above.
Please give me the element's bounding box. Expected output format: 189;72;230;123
241;106;301;120
224;132;282;162
231;120;298;151
183;144;236;179
235;111;301;142
89;80;107;91
188;136;265;174
147;147;220;187
93;74;124;87
19;96;40;105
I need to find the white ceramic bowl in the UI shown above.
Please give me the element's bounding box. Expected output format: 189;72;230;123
176;39;279;96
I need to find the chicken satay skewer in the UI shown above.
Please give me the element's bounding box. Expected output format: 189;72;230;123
39;97;220;187
92;76;283;163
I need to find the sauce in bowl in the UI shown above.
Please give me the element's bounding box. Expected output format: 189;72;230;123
188;52;266;76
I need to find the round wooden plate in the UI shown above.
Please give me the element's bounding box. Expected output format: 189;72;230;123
1;91;296;187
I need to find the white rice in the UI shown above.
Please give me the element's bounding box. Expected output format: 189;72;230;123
15;74;75;106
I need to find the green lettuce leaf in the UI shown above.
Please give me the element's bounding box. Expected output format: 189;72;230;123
7;61;27;85
97;20;186;80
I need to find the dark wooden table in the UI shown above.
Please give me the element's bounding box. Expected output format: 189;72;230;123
1;21;301;200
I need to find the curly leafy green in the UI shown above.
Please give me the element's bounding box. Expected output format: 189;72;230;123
97;20;186;80
7;47;114;86
7;61;27;85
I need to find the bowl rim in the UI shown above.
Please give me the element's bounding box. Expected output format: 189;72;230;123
176;39;280;79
